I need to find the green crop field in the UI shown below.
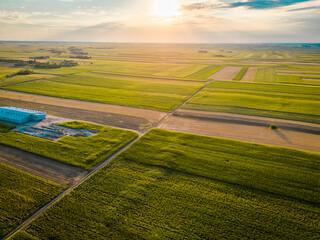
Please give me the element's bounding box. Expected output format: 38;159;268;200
12;129;320;239
187;65;224;79
0;121;138;170
233;66;248;80
0;162;61;238
183;81;320;123
0;71;205;111
0;66;25;82
1;42;319;114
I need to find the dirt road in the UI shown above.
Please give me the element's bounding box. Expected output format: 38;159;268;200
159;116;320;153
0;145;88;185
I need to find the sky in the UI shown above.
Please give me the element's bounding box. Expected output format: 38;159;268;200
0;0;319;43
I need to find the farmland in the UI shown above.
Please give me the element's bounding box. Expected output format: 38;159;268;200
0;121;138;170
0;162;61;238
1;42;320;118
183;81;320;124
1;71;205;112
0;42;319;239
12;129;320;239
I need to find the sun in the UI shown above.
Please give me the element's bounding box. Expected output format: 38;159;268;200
154;0;180;17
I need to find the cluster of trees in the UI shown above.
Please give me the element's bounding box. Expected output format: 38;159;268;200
69;55;91;59
5;69;34;79
13;60;78;68
50;49;65;54
68;47;88;55
0;59;29;64
29;56;49;60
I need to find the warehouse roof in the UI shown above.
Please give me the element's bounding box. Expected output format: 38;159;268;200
0;106;45;115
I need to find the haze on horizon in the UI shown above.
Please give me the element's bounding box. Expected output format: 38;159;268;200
0;0;319;43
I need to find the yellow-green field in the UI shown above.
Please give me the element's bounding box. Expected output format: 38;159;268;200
1;42;319;117
12;129;320;239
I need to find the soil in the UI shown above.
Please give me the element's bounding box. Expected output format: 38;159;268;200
207;66;243;80
241;67;257;82
261;54;267;58
0;145;88;185
0;62;14;67
159;116;320;153
0;97;151;131
174;109;320;134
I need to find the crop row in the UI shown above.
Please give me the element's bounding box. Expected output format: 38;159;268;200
0;162;60;238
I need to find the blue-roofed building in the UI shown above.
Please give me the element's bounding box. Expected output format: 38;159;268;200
0;107;46;124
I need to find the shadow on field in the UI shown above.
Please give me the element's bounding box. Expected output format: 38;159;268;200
273;129;292;144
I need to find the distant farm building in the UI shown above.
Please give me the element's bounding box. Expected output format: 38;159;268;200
0;107;46;124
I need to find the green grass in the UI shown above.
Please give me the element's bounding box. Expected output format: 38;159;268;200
276;74;320;86
187;65;224;79
0;122;15;133
73;60;190;77
0;121;138;170
0;66;24;82
13;129;320;239
233;66;248;80
0;162;61;238
1;73;205;112
183;81;320;123
254;67;277;82
153;64;209;78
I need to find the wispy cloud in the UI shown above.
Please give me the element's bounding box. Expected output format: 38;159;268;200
229;0;313;9
180;1;224;11
287;6;320;11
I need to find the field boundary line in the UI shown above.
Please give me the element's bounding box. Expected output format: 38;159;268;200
144;81;211;133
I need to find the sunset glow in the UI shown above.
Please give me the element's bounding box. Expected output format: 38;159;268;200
153;0;180;17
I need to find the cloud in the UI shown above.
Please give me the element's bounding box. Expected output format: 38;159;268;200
287;6;320;11
59;0;92;2
48;21;124;41
180;1;224;11
229;0;313;9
